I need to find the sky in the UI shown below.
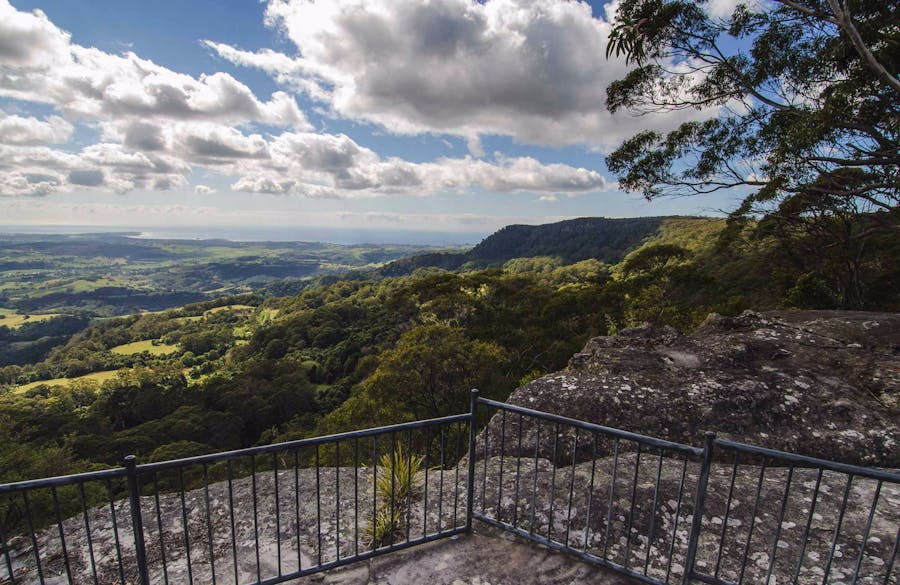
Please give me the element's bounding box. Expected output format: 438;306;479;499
0;0;744;240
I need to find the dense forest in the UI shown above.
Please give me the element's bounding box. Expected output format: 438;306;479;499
2;215;898;489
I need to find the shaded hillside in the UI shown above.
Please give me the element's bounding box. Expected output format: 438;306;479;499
381;217;668;275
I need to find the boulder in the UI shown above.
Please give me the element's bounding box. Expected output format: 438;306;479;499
484;310;899;467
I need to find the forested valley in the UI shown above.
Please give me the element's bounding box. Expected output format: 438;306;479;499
2;215;898;487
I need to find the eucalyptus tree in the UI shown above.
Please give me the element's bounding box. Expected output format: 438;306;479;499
604;0;898;232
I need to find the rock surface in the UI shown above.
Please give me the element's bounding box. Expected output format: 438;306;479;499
486;310;899;467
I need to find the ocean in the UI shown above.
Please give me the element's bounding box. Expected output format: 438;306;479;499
0;225;488;246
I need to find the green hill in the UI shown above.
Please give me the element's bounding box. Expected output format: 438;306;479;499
381;216;668;275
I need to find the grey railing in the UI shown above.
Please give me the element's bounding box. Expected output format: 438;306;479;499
473;395;899;585
1;390;897;585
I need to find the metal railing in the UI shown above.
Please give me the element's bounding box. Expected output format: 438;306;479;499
1;414;472;585
472;394;899;585
1;390;897;585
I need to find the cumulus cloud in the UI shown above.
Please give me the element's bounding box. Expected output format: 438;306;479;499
0;0;614;201
0;0;309;129
0;2;70;69
0;141;189;196
0;112;74;145
209;0;708;148
227;130;607;197
0;0;308;197
194;184;217;195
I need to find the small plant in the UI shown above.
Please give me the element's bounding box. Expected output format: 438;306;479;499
365;444;425;547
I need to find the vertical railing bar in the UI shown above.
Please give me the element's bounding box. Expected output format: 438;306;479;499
203;464;218;585
764;465;794;585
603;438;620;559
624;442;643;569
22;491;45;585
354;436;360;557
438;426;446;533
0;511;16;585
315;444;323;566
548;422;560;542
226;461;239;585
497;410;507;522
335;440;341;561
371;435;378;553
714;453;740;580
564;427;580;548
423;425;430;537
821;474;854;585
389;431;397;544
105;478;126;585
529;418;542;536
644;451;664;576
454;421;461;529
850;480;882;585
405;429;413;544
50;486;73;584
273;453;282;576
791;467;823;585
78;482;99;585
512;412;524;529
582;432;599;552
250;455;260;582
153;472;170;585
665;457;689;584
736;458;767;585
178;467;194;585
465;390;479;533
881;524;899;585
125;457;150;585
682;432;715;585
292;450;302;573
481;409;489;516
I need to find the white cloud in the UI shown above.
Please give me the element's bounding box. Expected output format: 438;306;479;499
0;112;73;145
226;130;608;197
0;1;309;130
210;0;708;148
194;184;217;195
0;0;615;202
0;142;189;196
0;2;70;69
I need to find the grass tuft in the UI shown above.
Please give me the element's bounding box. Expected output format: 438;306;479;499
365;444;425;547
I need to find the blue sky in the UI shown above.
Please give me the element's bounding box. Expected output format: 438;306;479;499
0;0;743;239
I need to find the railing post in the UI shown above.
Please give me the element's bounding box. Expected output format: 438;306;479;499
125;455;151;585
682;432;715;585
465;388;480;533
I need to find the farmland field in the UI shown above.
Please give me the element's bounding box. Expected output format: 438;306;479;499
0;310;61;329
14;369;123;393
110;340;180;356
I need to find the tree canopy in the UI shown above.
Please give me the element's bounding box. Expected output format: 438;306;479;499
605;0;899;236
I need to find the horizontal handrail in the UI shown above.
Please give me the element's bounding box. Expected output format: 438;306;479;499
713;438;900;483
0;466;126;494
138;413;471;473
477;397;704;457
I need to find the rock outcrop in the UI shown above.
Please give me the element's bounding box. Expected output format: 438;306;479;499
486;310;899;467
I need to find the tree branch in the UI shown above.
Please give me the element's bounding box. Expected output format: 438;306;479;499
825;0;900;95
